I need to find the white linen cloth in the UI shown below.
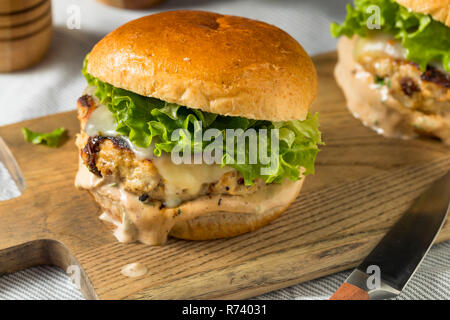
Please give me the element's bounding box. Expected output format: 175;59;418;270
0;0;448;300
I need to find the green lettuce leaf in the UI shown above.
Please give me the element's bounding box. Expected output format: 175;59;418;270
330;0;450;72
82;57;323;185
22;127;67;148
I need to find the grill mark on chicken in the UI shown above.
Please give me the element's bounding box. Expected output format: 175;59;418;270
106;136;130;150
421;66;450;89
83;136;104;176
83;136;130;177
400;77;419;96
78;94;95;108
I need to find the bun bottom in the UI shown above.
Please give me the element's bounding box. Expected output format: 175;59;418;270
88;177;304;244
170;179;304;240
170;207;289;240
335;37;450;144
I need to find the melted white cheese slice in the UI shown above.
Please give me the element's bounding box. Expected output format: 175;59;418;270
354;32;406;60
85;104;118;137
151;156;232;207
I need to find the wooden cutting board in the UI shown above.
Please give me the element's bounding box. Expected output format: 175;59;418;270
0;52;449;300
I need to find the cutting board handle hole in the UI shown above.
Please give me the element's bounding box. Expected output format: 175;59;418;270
0;137;26;201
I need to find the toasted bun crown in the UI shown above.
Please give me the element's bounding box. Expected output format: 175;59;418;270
395;0;450;27
87;10;317;121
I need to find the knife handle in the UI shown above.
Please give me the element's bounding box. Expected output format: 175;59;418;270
330;282;370;300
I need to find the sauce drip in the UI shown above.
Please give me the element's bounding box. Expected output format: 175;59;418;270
121;263;148;277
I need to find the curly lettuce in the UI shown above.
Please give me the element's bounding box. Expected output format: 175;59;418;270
82;57;322;185
330;0;450;72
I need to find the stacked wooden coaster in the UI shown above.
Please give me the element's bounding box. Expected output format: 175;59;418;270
97;0;165;9
0;0;52;72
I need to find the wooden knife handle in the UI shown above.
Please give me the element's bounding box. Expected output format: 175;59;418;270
330;282;370;300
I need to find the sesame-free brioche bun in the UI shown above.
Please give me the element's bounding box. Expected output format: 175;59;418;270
395;0;450;27
86;10;317;122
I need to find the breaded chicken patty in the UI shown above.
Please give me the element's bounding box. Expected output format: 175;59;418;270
357;55;449;117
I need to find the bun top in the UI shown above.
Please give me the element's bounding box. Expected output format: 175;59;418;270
395;0;450;27
87;10;317;121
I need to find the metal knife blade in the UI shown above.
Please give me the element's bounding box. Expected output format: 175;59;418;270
331;171;450;300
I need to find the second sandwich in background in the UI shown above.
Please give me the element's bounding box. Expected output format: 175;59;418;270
332;0;449;144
